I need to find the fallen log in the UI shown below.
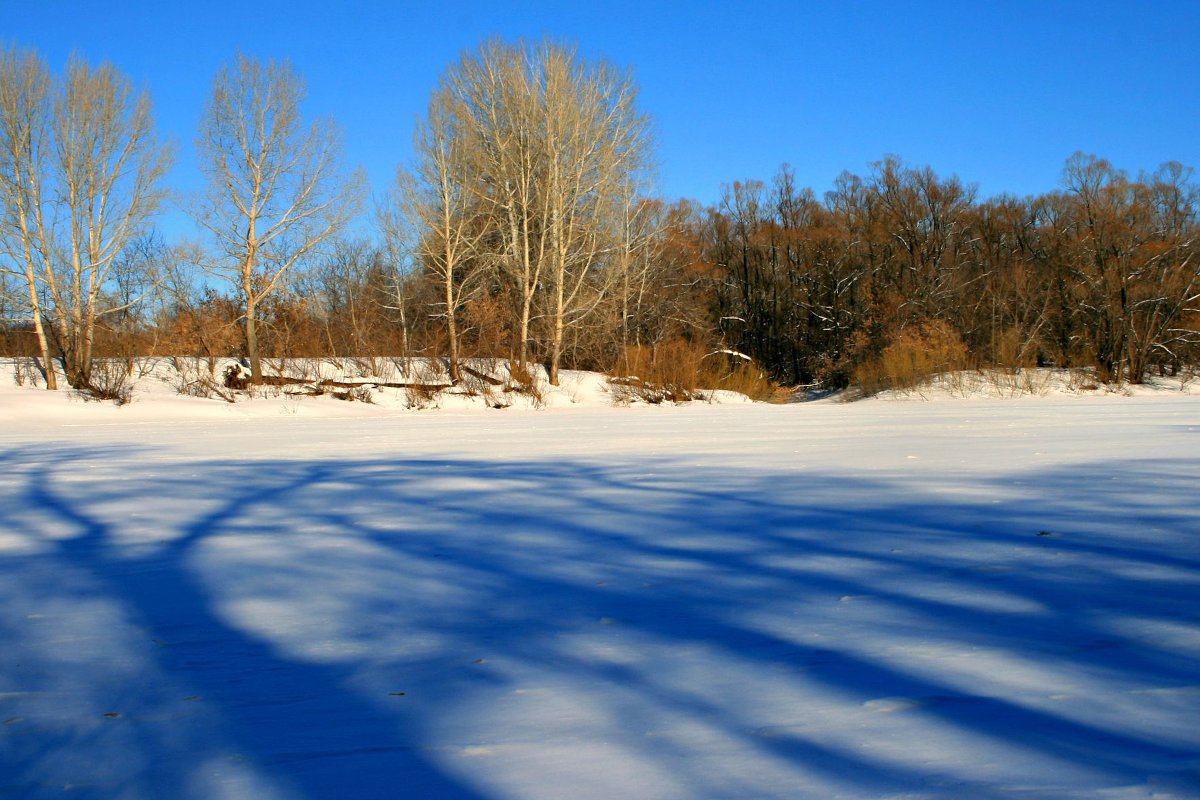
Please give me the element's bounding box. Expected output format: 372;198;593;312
461;365;504;386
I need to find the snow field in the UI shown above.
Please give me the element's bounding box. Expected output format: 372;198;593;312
1;379;1199;798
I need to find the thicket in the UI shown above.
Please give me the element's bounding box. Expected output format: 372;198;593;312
697;156;1199;392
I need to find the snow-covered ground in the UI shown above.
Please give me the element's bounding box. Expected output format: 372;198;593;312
2;363;1199;799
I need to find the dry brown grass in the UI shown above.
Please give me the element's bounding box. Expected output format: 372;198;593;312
505;362;548;408
405;359;447;409
609;340;706;404
710;359;782;402
609;340;781;404
852;320;968;397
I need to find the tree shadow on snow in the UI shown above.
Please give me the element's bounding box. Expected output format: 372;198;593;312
0;443;1198;798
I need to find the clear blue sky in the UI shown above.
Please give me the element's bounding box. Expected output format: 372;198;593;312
3;0;1197;234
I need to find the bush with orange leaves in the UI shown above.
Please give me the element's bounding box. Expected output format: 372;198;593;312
852;320;968;397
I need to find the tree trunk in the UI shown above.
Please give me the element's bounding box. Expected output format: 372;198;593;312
29;297;57;390
445;273;461;383
53;314;87;389
549;282;565;386
246;302;262;384
515;290;534;378
80;312;96;387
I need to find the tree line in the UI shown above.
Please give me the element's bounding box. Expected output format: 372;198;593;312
2;40;1196;396
693;156;1198;390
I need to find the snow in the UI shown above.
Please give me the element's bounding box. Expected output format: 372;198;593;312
2;361;1199;798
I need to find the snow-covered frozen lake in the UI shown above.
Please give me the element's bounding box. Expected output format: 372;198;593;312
2;393;1199;798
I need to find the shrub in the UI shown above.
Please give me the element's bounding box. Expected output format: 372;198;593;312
405;359;446;409
506;362;547;408
11;357;43;388
608;340;783;404
852;320;967;397
713;359;784;402
81;359;133;405
609;340;703;404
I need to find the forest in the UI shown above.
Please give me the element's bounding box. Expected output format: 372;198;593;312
2;40;1197;400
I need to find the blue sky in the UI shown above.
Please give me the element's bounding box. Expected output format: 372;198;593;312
3;0;1197;232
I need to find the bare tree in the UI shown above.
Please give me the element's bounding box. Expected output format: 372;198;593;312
437;39;653;383
291;235;396;362
536;42;653;384
194;53;361;384
0;48;169;389
444;40;543;376
50;59;172;387
613;192;668;350
0;47;57;386
372;205;415;358
1121;162;1199;379
390;84;492;382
